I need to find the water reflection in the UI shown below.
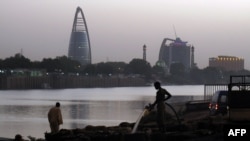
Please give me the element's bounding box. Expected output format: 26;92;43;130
0;100;151;139
0;86;204;139
63;100;149;129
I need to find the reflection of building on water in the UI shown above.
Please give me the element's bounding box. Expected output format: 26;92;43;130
67;102;90;128
156;37;196;74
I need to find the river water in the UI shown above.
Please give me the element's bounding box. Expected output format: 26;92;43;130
0;85;204;139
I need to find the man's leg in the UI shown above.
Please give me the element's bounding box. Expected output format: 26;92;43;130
50;123;59;133
157;103;166;132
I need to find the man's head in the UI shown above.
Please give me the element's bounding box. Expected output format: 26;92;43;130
154;81;161;89
56;102;60;107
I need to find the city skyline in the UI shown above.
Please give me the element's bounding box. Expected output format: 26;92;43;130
0;0;250;69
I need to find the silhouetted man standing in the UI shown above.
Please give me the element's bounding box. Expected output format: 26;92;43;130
151;81;172;132
48;102;63;133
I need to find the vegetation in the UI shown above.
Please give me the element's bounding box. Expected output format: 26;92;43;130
1;53;250;85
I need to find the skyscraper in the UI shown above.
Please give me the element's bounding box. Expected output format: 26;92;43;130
157;37;195;72
68;7;91;66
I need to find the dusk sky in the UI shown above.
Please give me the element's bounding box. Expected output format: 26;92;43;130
1;0;250;69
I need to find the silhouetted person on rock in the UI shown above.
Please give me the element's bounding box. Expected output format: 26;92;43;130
151;81;172;132
48;102;63;133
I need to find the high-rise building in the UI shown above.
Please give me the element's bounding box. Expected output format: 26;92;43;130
209;56;244;71
68;7;91;66
157;37;195;72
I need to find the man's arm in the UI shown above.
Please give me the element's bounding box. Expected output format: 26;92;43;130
57;109;63;125
149;98;159;110
151;100;157;108
164;90;172;101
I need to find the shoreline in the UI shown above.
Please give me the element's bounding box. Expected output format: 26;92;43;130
0;137;12;141
0;101;212;141
2;107;227;141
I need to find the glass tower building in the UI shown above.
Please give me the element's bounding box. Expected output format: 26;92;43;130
68;7;91;65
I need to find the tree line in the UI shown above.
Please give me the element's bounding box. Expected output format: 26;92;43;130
1;53;250;85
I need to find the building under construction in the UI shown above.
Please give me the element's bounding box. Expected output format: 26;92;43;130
156;37;195;73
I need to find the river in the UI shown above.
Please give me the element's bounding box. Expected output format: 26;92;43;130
0;85;204;139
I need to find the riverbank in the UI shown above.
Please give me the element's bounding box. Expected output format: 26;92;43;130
0;76;147;89
43;109;224;141
0;86;205;140
0;137;12;141
6;106;225;141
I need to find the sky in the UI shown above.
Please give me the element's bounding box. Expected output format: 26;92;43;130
0;0;250;69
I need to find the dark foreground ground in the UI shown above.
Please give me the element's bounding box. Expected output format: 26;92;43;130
3;108;228;141
43;109;225;141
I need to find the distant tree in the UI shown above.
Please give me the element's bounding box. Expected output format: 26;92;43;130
202;67;222;84
82;62;127;76
83;64;96;76
2;53;32;69
31;61;41;69
0;59;3;68
152;65;166;78
105;62;126;74
96;62;114;75
40;58;59;72
39;56;81;73
170;63;185;76
55;56;81;73
125;58;152;79
189;67;204;84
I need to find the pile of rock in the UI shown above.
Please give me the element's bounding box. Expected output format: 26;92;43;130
45;125;222;141
45;123;134;141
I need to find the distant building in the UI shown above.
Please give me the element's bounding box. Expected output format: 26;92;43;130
143;44;146;61
156;37;195;73
209;56;244;71
68;7;91;66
